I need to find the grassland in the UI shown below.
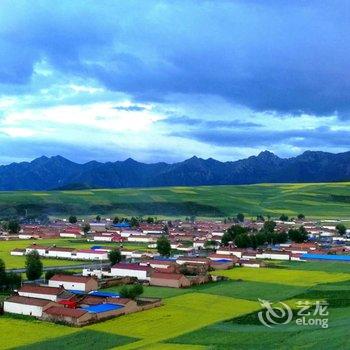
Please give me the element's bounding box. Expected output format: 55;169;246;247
0;262;349;349
211;267;350;287
169;277;350;350
0;239;153;269
1;182;350;218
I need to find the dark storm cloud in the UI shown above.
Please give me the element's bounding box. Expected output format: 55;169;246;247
113;105;147;112
162;115;262;128
172;127;350;148
1;0;350;117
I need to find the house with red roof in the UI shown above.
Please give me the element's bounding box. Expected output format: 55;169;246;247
150;272;191;288
42;306;92;326
18;285;67;302
4;296;56;317
48;274;98;292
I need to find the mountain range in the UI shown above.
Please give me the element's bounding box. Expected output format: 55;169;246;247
0;150;349;191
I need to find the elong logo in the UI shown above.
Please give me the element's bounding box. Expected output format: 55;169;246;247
258;299;329;329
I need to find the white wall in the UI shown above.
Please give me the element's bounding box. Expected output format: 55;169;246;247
46;251;73;259
11;251;24;256
76;252;108;260
49;280;86;291
18;292;57;301
256;253;290;260
216;249;242;258
4;302;43;317
110;268;149;280
60;233;79;238
93;236;113;242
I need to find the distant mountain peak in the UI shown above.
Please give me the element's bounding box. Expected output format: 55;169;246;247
31;155;49;162
257;150;278;158
124;157;139;164
0;150;349;190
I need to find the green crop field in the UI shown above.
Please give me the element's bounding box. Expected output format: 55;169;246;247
0;262;349;349
0;238;103;269
211;267;350;287
0;238;154;269
1;182;350;219
0;239;154;270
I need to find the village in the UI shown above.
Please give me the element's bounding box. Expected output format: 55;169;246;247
1;214;350;326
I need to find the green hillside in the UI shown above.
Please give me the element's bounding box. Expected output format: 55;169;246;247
1;182;350;219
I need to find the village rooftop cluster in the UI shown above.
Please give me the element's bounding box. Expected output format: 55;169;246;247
1;214;350;325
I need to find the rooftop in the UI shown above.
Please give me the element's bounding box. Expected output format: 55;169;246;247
44;306;88;318
6;295;52;307
19;284;64;296
50;274;96;283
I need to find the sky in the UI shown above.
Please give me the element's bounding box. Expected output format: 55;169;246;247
1;0;350;164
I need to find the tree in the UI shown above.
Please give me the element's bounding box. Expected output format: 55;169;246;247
226;225;248;240
256;214;265;222
157;235;171;257
297;213;305;220
119;284;144;299
276;231;288;244
221;232;232;246
82;223;91;234
204;240;218;250
130;217;139;228
96;215;101;222
146;217;154;223
336;223;347;236
25;251;43;281
279;214;289;222
263;220;276;233
221;225;249;246
237;213;245;223
255;231;267;246
235;233;251;248
113;217;120;224
288;226;308;243
68;216;77;224
8;220;20;234
108;249;122;265
0;258;6;289
6;272;21;290
163;224;169;235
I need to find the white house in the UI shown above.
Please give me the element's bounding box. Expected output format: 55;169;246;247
193;240;206;249
25;245;49;256
238;259;261;268
75;249;108;260
10;249;25;256
60;232;81;238
110;263;151;280
211;231;225;237
48;274;98;292
256;251;290;261
92;234;114;242
4;296;55;317
46;247;76;259
216;248;243;258
18;285;64;302
18;234;36;240
128;235;156;243
120;230;140;238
